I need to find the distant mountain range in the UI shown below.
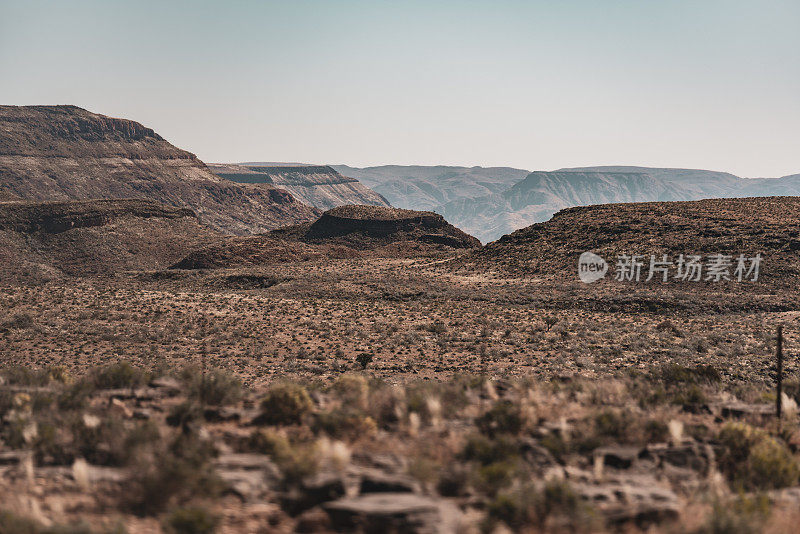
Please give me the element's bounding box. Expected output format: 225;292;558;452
331;165;529;212
330;165;800;243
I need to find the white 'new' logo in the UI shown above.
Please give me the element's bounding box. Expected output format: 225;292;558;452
578;252;608;283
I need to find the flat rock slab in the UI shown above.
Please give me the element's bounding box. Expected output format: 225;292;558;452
576;480;679;526
323;493;462;534
213;453;281;502
719;402;774;418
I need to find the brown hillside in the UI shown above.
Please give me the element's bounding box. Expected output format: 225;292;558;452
461;197;800;287
0;199;219;282
0;105;319;234
172;205;480;269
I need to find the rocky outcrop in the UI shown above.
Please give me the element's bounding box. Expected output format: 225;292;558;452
0;199;194;234
0;106;319;235
209;164;389;211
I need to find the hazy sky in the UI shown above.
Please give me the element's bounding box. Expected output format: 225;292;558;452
1;0;798;177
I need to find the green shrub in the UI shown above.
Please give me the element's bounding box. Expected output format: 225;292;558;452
186;368;243;406
57;380;94;411
461;434;520;466
166;401;203;429
355;353;372;369
0;509;97;533
1;365;51;386
248;429;319;485
163;506;219;534
718;422;800;490
474;460;517;496
329;374;369;410
693;495;770;534
486;480;597;532
125;433;222;516
476;400;525;437
92;361;146;390
312;408;376;440
258;383;313;426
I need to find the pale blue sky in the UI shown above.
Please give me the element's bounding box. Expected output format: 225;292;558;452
1;0;798;177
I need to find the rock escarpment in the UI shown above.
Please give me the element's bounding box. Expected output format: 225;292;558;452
0;199;219;282
209;164;389;211
0;106;319;235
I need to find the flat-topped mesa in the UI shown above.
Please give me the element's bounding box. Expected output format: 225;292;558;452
300;205;481;250
0;199;195;234
306;205;452;239
209;163;390;210
0;105;319;235
0;105;189;160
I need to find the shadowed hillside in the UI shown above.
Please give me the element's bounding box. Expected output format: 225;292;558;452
0;199;219;282
173;205;480;269
0;106;319;235
462;196;800;288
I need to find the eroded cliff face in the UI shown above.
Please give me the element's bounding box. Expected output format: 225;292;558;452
0;106;319;235
209;164;390;211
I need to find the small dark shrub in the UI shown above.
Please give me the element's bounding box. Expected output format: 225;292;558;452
186;368;243;406
476;400;525;437
163;506;219;534
355;353;372;370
